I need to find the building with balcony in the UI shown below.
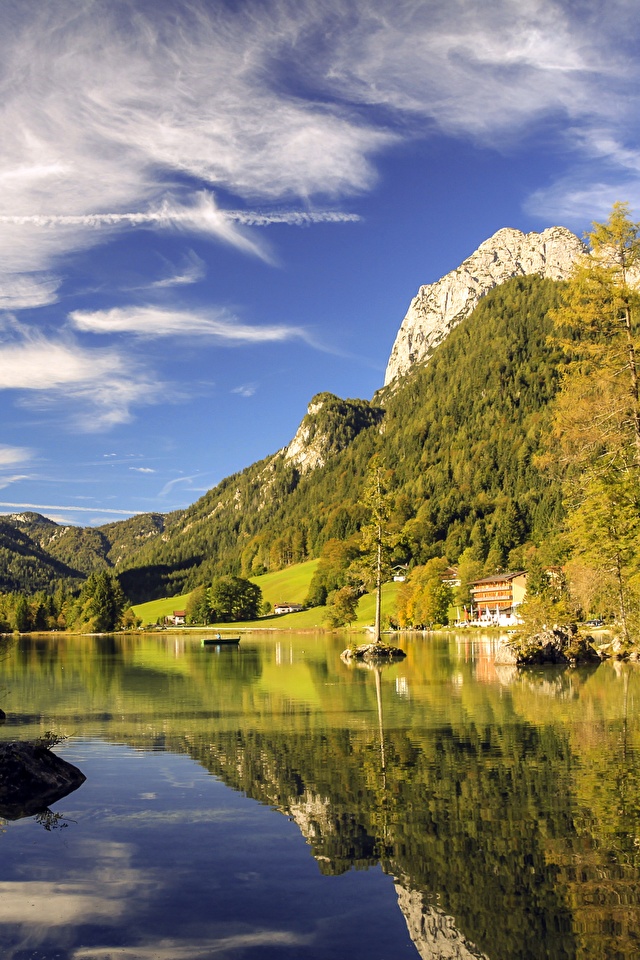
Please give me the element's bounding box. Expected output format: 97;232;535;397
469;571;527;625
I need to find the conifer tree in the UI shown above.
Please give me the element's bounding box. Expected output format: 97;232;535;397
551;202;640;643
357;457;394;643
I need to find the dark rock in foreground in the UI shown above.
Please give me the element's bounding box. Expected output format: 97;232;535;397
341;642;406;662
495;627;601;667
0;740;86;820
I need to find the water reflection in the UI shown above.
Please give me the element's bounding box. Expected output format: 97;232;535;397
0;632;638;959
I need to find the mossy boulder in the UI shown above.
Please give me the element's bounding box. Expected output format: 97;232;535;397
495;626;601;667
341;642;406;662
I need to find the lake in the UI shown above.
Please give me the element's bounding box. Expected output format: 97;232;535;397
0;629;639;960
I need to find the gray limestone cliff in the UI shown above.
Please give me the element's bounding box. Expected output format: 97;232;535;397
384;226;585;386
282;392;383;475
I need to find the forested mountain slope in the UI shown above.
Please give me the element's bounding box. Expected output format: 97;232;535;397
0;275;566;600
0;511;168;593
0;518;84;592
119;275;566;601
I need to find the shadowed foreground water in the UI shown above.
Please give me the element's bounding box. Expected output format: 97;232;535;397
0;630;639;960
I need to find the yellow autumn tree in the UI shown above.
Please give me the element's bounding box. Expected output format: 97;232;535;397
551;202;640;645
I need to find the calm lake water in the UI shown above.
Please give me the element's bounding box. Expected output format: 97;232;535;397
0;629;639;960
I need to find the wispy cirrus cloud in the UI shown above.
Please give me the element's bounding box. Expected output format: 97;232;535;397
0;447;33;493
0;328;163;430
0;475;31;492
157;475;201;498
0;501;140;517
0;1;386;308
321;0;640;222
69;305;314;345
0;445;32;468
232;383;258;398
148;252;206;290
1;0;638;313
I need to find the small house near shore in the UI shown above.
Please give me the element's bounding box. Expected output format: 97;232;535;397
166;610;186;626
273;602;304;615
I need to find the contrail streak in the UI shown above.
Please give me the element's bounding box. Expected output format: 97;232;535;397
0;210;360;227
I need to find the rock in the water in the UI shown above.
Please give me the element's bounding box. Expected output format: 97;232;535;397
598;639;640;660
0;740;86;820
384;226;584;386
495;627;602;667
341;642;406;661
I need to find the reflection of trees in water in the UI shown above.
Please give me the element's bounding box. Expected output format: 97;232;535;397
185;723;574;958
3;635;640;957
494;663;600;700
184;696;640;960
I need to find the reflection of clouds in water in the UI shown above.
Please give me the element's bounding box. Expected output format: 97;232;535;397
0;840;147;928
0;880;125;925
73;930;312;959
0;821;314;959
99;809;253;826
0;839;154;960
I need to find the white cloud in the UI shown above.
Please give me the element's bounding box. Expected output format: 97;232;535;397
157;476;201;498
0;330;163;430
130;467;155;473
324;1;618;134
0;274;60;310
0;501;139;517
0;1;388;308
70;305;314;345
0;0;638;307
320;0;640;219
0;475;31;492
149;252;206;289
525;177;640;225
0;445;32;468
232;383;258;398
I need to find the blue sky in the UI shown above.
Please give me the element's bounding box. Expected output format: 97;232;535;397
1;0;639;526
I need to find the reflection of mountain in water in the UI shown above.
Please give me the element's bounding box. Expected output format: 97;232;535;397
4;635;640;958
188;724;579;960
395;884;489;960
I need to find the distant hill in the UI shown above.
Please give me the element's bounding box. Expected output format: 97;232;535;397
0;511;167;594
0;274;567;601
0;517;84;592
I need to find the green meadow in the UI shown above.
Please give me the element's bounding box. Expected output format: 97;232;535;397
131;558;400;631
251;558;320;606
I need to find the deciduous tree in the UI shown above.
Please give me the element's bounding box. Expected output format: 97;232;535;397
397;557;452;628
550;202;640;644
325;586;360;628
210;575;262;622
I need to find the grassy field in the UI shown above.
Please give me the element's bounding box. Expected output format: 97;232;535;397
250;558;320;607
131;558;399;632
218;580;401;630
132;593;192;625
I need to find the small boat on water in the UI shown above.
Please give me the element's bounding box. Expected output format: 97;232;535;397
201;636;241;646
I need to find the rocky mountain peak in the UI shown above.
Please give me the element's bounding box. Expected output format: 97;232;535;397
284;392;384;475
384;225;585;385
